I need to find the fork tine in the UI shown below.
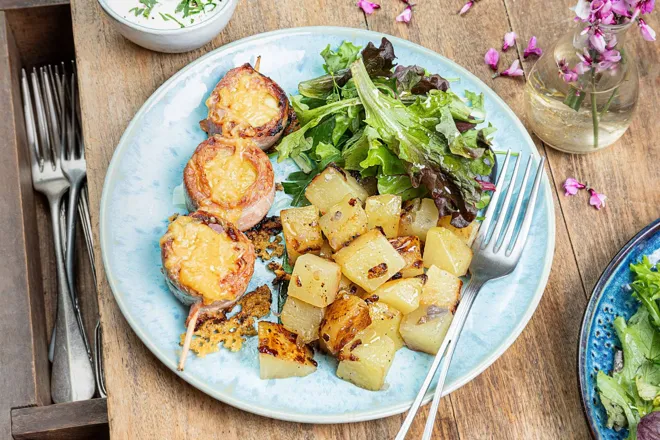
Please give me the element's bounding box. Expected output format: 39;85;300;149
501;156;533;253
508;157;545;258
42;67;60;151
31;68;51;166
68;73;76;159
474;150;512;249
21;69;42;170
486;154;521;252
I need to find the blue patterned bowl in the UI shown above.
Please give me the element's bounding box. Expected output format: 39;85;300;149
99;26;555;423
579;218;660;439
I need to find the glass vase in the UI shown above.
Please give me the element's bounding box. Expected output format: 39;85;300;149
524;22;639;153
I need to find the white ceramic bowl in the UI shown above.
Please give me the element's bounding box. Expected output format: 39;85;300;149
97;0;238;53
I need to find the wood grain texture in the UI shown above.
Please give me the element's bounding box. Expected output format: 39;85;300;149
0;10;50;440
0;0;68;10
11;398;108;440
69;0;660;438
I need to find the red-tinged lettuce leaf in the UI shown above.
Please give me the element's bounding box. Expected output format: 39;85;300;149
393;65;449;99
639;412;660;440
351;57;493;227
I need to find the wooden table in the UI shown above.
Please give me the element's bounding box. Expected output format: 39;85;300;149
70;0;660;437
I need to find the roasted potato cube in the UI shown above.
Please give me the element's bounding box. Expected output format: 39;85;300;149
388;236;424;278
281;205;323;265
437;216;479;247
305;165;369;214
318;239;334;260
367;301;404;350
399;198;439;242
339;275;366;296
281;297;325;344
319;195;369;251
333;229;406;292
336;328;396;391
258;322;317;379
365;195;402;238
399;306;453;355
288;254;341;307
423;227;473;276
319;293;371;355
372;278;423;314
421;265;462;312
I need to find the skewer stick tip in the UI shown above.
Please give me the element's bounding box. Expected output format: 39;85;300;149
254;56;261;72
178;308;200;371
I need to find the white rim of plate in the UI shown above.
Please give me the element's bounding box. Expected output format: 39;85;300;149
100;26;556;424
97;0;234;34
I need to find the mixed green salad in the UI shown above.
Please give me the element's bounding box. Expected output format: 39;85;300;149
598;256;660;440
276;38;497;228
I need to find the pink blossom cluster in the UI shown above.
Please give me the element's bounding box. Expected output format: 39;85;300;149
560;0;656;82
563;177;607;210
356;0;414;23
484;33;542;79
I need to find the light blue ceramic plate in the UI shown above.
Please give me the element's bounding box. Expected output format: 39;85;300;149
100;26;555;423
580;219;660;439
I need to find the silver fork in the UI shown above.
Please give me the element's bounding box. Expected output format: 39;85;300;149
396;151;546;440
50;65;93;360
22;68;95;403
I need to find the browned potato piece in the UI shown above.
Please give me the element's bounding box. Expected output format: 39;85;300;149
437;216;479;247
367;301;404;350
319;195;369;251
421;265;462;312
336;328;396;391
183;136;275;231
423;227;473;276
288;254;341;307
389;236;424;278
365;195;401;238
333;229;406;292
200;63;290;150
399;306;453;355
305;165;369;214
319;293;372;355
280;297;325;344
399;198;439;242
281;205;323;265
258;322;317;379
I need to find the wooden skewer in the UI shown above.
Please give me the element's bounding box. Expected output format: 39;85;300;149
178;307;200;371
254;55;261;72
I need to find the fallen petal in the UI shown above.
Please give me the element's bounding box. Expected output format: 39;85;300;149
502;32;517;51
458;1;473;15
484;48;500;70
563;177;586;196
499;59;524;77
588;188;607;209
523;36;543;58
639;19;657;41
396;5;413;22
356;0;381;14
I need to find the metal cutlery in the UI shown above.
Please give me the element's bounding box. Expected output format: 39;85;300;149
396;151;545;440
21;67;95;403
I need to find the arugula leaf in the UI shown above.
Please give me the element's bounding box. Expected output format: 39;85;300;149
314;142;343;169
321;42;362;74
281;166;318;207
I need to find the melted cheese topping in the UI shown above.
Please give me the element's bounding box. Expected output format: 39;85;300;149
203;147;257;206
164;217;240;303
218;74;280;127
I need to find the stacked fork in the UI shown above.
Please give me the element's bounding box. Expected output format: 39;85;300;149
21;64;100;402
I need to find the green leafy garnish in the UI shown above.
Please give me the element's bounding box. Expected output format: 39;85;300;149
321;42;362;75
129;0;158;18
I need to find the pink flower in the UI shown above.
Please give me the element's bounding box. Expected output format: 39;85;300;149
498;59;524;77
574;0;592;20
576;49;594;73
502;32;517;51
476;179;497;191
588;188;607;209
458;0;474;15
484;48;499;70
639;18;657;41
523;36;543;58
558;59;579;82
396;5;413;22
638;0;655;14
357;0;380;14
611;0;631;15
563;178;586;196
590;29;607;52
597;49;621;71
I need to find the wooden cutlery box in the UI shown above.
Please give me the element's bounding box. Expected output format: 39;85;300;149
0;2;109;438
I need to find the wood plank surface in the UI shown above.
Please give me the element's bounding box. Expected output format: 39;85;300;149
11;398;108;440
68;0;660;438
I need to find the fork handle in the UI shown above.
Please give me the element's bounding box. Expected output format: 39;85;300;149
421;278;484;440
49;196;95;403
395;278;484;440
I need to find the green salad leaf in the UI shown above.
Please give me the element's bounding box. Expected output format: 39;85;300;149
321;41;362;74
598;256;660;440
